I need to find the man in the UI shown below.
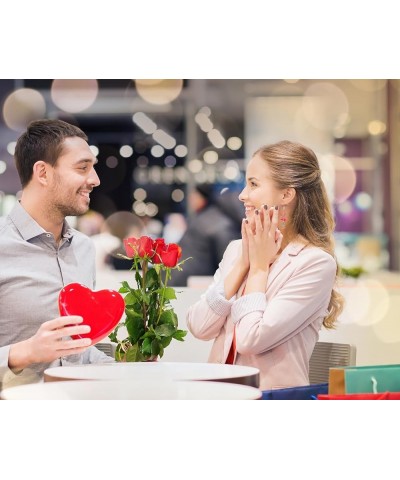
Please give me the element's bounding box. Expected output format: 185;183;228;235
0;119;114;389
169;183;242;286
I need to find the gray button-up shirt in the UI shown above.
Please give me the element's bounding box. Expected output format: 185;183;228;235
0;202;114;389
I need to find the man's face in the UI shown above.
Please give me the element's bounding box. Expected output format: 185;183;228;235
48;137;100;217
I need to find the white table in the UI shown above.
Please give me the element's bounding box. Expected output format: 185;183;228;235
0;379;262;400
44;362;260;387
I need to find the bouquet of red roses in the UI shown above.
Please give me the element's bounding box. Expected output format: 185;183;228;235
108;235;187;362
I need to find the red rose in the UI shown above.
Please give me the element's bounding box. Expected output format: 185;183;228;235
152;238;166;264
137;236;155;258
123;237;139;258
159;243;182;267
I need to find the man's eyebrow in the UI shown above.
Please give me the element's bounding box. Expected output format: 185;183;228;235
75;158;98;165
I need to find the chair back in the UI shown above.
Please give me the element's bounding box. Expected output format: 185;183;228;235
95;342;116;358
309;341;356;384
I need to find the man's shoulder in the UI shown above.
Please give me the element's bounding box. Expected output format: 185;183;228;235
0;214;13;237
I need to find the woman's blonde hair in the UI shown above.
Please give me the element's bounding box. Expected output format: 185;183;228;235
254;140;344;328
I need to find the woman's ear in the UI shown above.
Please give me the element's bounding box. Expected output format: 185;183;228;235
32;161;49;186
282;187;296;205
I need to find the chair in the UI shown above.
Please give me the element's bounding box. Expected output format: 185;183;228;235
261;341;356;400
309;341;356;384
95;342;116;358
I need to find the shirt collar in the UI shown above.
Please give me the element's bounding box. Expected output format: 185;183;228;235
9;201;74;242
286;235;309;256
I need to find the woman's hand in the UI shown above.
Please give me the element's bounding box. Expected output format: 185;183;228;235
244;206;283;293
223;218;251;299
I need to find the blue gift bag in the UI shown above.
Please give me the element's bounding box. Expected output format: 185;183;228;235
261;383;328;400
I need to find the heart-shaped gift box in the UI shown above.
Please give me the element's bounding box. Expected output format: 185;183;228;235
58;283;125;344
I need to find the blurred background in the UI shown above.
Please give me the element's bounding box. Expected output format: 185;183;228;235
0;78;398;275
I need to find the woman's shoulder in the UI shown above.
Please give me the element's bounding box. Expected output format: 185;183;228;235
297;243;337;274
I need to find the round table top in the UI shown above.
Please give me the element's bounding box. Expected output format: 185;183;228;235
44;362;260;387
0;379;262;400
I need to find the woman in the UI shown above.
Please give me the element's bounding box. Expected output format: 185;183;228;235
186;140;344;390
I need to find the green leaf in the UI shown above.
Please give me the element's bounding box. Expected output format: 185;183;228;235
125;307;142;319
145;268;160;289
151;338;161;356
125;344;145;362
125;316;145;344
173;329;187;341
160;336;172;348
159;309;178;328
124;292;137;305
119;282;131;293
108;322;123;343
141;328;156;339
142;337;153;355
155;324;175;337
162;287;177;300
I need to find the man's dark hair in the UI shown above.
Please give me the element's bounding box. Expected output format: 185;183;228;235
14;119;88;187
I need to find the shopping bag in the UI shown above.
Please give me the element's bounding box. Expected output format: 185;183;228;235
261;383;328;400
329;364;400;394
318;392;400;400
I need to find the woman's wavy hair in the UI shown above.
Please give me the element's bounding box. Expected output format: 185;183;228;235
254;140;344;328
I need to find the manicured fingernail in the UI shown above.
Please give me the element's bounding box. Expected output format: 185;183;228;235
245;219;248;224
263;204;268;210
275;205;278;210
255;209;259;215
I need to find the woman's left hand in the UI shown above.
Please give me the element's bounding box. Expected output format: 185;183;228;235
244;206;283;273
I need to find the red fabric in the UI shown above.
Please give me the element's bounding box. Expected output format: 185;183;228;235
318;392;400;400
226;327;236;365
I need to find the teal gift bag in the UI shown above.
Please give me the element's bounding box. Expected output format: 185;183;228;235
329;364;400;394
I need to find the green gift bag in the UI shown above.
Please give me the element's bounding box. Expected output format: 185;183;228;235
329;364;400;394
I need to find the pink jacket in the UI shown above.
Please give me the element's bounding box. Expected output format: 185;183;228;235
186;238;337;390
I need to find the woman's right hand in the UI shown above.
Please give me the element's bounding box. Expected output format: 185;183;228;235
223;219;250;299
8;316;92;371
240;217;250;271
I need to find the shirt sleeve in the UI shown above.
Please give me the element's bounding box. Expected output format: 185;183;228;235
186;240;239;341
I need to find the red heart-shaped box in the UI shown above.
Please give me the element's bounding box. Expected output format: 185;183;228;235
58;283;125;344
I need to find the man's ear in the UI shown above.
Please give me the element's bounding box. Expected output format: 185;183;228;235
32;161;50;186
282;187;296;205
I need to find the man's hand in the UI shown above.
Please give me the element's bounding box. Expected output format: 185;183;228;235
8;316;92;372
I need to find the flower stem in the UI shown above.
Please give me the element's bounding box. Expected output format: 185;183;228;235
141;259;148;329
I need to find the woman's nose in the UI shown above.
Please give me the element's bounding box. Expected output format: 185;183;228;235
238;187;247;202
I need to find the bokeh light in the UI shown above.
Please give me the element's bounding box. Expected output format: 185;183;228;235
3;88;46;131
135;79;183;105
373;295;400;343
120;145;133;158
331;155;357;204
51;79;99;113
354;192;372;211
302;82;349;132
339;279;390;326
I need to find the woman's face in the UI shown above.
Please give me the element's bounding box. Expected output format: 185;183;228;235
239;153;283;219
